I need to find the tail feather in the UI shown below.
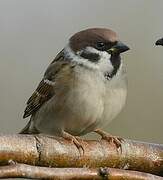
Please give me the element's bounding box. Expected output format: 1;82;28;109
19;119;39;134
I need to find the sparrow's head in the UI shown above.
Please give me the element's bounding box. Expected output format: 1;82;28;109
155;38;163;46
65;28;129;78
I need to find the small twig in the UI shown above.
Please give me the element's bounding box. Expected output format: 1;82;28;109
0;134;162;176
0;163;162;180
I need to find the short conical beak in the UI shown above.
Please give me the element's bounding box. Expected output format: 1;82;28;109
155;38;163;46
108;41;130;55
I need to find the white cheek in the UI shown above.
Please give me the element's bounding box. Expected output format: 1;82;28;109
64;45;99;70
98;51;113;73
85;47;113;73
64;44;113;73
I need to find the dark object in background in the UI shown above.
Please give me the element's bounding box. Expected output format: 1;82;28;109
155;38;163;46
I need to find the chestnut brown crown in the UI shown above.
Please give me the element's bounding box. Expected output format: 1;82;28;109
69;28;129;55
69;28;118;52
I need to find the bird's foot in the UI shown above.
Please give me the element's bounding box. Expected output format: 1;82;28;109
94;129;124;150
61;131;84;155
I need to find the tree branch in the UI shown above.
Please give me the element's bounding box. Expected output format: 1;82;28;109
0;163;163;180
0;134;162;177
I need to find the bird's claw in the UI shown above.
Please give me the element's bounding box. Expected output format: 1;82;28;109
102;135;124;149
94;129;124;151
62;131;84;156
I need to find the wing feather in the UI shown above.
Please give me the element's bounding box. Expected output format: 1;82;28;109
23;50;67;118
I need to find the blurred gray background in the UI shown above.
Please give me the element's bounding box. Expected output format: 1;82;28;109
0;0;162;144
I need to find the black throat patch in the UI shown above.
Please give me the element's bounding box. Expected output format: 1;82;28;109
107;54;121;79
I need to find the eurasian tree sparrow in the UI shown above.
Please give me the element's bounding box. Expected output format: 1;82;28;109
156;38;163;46
20;28;129;150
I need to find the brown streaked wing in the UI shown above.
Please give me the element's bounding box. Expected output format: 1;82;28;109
23;50;67;118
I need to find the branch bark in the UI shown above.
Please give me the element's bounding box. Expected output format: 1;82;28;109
0;163;162;180
0;134;162;177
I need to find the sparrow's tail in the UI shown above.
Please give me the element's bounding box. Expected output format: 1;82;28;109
19;119;39;134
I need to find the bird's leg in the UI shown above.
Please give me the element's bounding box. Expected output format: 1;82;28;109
61;131;84;155
94;128;124;149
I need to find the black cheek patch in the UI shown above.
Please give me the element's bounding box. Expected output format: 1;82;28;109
80;51;100;62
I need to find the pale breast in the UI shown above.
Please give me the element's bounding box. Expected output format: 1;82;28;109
34;65;127;136
62;66;106;135
100;70;127;128
34;66;106;136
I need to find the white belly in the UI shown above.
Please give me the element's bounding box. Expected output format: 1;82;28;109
100;85;127;128
33;67;127;136
34;68;105;135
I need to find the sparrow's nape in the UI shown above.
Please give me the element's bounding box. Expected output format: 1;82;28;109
107;41;130;55
155;38;163;46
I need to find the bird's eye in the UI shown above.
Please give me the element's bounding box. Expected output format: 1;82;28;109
96;42;105;50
